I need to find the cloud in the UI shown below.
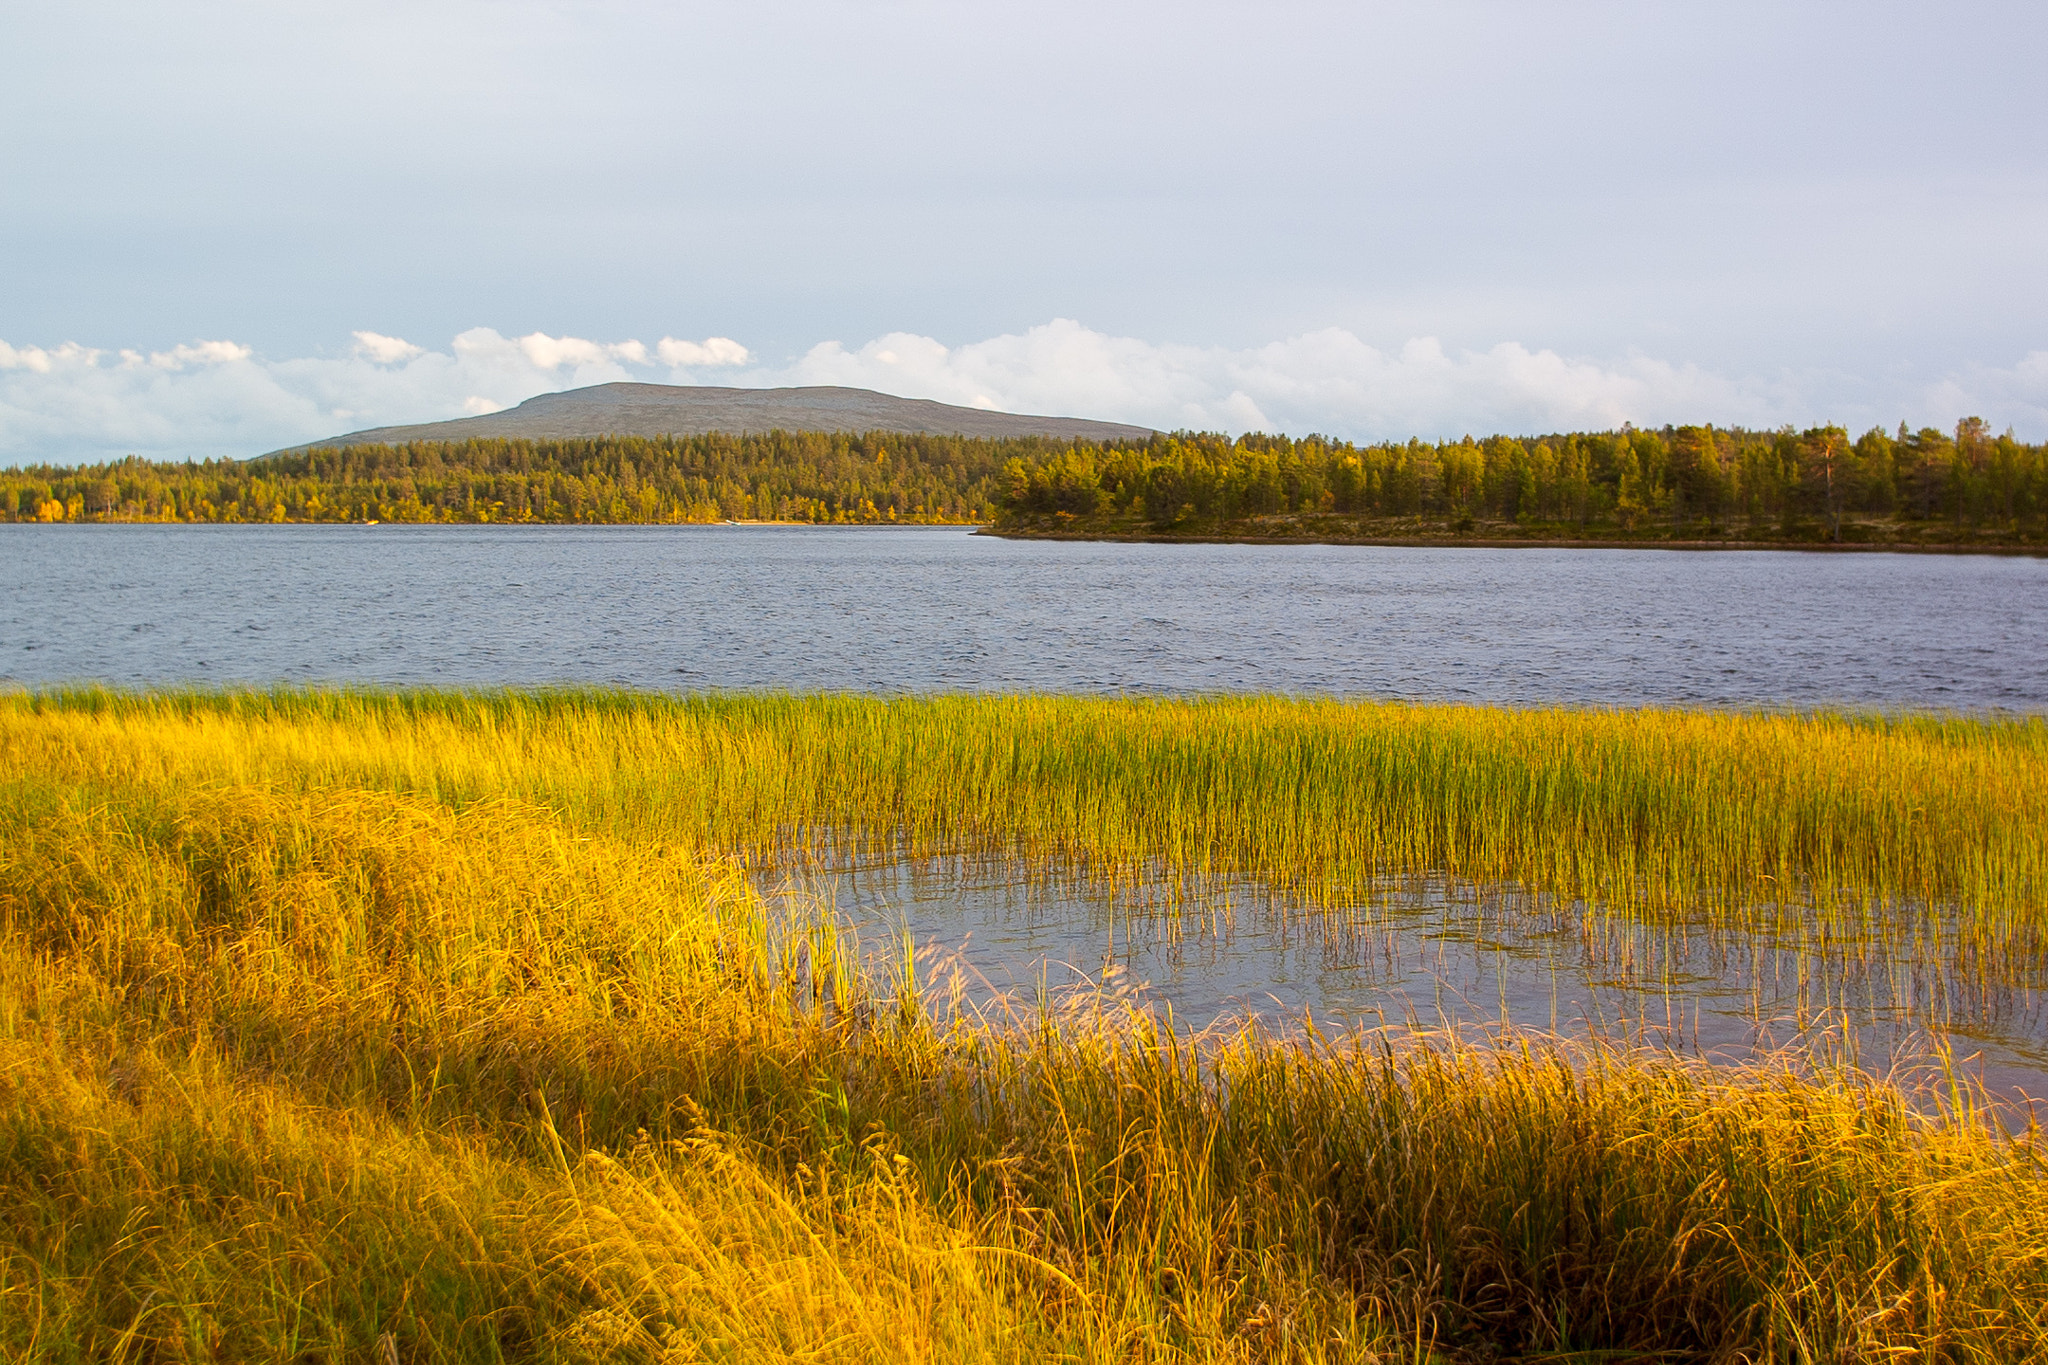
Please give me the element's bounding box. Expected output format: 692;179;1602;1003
1918;351;2048;438
144;339;252;370
2;322;2044;468
352;330;423;364
506;331;635;370
0;327;767;464
765;320;1803;438
1;341;100;374
658;336;751;368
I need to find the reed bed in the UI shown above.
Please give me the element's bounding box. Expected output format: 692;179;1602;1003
2;689;2046;1361
6;687;2044;936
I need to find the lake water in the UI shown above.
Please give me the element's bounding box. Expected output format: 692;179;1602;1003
5;523;2045;708
763;852;2048;1113
7;524;2045;1097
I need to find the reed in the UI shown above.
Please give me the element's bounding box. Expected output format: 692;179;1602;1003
6;687;2043;937
2;689;2045;1361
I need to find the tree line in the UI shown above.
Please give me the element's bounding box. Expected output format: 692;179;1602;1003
997;420;2047;543
4;419;2042;544
0;431;1018;526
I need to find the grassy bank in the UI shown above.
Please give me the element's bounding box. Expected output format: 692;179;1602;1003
4;690;2047;1361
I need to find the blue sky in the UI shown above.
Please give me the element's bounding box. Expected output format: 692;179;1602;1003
4;0;2045;463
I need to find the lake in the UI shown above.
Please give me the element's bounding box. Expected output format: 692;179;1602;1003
5;523;2045;708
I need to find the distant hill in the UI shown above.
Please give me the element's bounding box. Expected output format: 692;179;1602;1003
281;382;1156;451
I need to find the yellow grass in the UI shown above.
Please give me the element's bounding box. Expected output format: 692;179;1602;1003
3;689;2046;1361
10;688;2046;930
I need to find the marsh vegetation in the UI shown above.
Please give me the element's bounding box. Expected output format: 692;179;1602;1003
3;690;2046;1361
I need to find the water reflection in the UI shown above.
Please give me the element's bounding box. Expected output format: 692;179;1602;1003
755;848;2048;1113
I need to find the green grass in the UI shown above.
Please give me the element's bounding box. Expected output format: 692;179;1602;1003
3;689;2046;1361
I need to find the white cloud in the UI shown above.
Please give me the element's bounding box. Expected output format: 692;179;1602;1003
514;331;618;370
0;341;100;373
0;327;670;464
352;330;423;364
657;336;751;368
1919;351;2048;438
146;339;252;370
762;320;1805;437
2;321;2044;468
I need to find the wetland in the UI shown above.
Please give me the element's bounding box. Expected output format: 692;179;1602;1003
4;527;2046;1360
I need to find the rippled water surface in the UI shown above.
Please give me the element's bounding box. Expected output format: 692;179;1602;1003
5;523;2045;707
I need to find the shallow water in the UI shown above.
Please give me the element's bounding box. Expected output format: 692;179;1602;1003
765;852;2048;1111
6;523;2045;709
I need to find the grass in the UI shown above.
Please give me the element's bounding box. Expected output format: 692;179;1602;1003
10;688;2046;949
2;688;2046;1361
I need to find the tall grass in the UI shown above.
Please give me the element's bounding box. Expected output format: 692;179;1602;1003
7;688;2043;935
3;689;2046;1360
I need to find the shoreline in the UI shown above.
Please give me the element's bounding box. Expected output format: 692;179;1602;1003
976;526;2048;556
0;517;984;530
10;518;2043;556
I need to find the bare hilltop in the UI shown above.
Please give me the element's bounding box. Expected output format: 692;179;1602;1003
284;382;1156;450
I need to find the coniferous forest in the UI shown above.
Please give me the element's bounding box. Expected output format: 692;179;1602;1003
4;419;2044;546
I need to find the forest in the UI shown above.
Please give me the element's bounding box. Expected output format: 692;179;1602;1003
3;419;2043;545
0;430;1015;526
996;419;2048;545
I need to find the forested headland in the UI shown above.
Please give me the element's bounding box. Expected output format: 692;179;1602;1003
4;418;2044;547
996;419;2048;548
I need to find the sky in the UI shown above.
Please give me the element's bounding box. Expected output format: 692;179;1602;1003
3;0;2045;465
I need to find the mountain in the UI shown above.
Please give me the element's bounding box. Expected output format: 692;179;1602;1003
284;383;1156;450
